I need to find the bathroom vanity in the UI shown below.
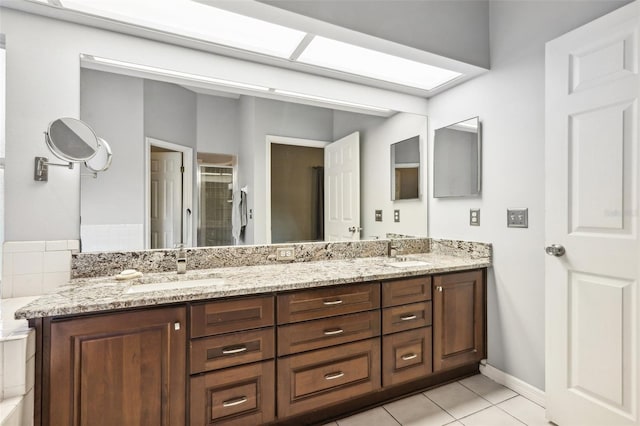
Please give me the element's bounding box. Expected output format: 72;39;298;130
17;248;489;425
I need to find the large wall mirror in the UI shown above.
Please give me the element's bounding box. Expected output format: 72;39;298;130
433;117;481;198
79;66;428;252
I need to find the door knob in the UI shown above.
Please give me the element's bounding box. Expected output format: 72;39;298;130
545;244;565;257
348;226;363;233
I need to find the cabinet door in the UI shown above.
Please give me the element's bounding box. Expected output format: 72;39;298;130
47;307;187;426
382;327;432;386
190;360;275;426
278;338;381;418
433;270;485;372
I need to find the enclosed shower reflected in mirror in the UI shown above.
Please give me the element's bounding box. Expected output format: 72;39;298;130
197;154;235;247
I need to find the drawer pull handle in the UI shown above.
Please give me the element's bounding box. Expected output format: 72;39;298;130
323;328;344;336
401;353;418;361
400;314;417;321
324;371;345;380
222;396;248;407
222;346;248;355
323;299;343;306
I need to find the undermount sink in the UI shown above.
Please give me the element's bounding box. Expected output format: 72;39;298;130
125;277;225;294
384;260;432;268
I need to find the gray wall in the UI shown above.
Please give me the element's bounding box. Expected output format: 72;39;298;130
144;80;197;149
427;0;630;390
196;94;240;156
80;69;144;226
260;0;491;69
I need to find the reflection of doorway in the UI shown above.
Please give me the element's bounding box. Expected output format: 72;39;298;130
145;137;193;249
197;163;234;247
271;143;325;243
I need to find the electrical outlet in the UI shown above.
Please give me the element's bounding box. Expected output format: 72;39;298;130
375;210;383;222
470;209;480;226
276;247;295;261
507;208;528;228
394;210;400;223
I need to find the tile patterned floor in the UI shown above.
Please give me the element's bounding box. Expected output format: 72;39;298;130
326;374;548;426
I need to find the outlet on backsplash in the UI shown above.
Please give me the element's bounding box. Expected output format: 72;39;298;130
276;247;295;261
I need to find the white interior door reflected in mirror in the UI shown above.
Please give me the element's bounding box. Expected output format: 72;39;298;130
150;151;183;249
324;132;360;241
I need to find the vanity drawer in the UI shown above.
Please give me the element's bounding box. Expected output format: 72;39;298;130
277;283;380;324
382;327;433;387
382;276;432;307
277;338;381;418
190;360;275;426
190;328;275;374
278;310;380;356
382;301;432;335
191;295;274;338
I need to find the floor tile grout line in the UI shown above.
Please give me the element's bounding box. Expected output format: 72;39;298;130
492;402;530;426
380;405;403;426
422;390;462;420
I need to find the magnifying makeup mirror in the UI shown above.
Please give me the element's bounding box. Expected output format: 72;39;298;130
35;117;113;181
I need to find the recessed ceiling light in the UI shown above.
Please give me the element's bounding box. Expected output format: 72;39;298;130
81;54;271;92
62;0;307;58
297;36;462;91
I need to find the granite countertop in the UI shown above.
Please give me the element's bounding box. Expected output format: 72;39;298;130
15;253;490;320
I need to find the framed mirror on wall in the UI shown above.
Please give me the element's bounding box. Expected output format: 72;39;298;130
390;135;420;200
433;116;481;198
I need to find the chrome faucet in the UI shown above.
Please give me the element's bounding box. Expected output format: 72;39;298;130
387;242;399;258
175;244;187;274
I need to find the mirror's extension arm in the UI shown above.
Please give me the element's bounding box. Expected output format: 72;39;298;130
34;156;73;182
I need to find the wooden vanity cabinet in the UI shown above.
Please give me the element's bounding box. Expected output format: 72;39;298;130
381;276;433;386
433;269;486;372
276;283;382;418
35;268;487;426
189;296;276;426
46;306;187;426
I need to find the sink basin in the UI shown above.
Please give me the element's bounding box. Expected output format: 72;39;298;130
385;260;431;268
126;278;225;294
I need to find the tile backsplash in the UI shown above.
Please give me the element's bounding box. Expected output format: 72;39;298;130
1;240;77;298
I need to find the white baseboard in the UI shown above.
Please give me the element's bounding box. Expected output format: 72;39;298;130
480;361;546;407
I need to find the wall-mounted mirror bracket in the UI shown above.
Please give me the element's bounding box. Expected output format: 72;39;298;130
34;156;74;182
34;118;112;182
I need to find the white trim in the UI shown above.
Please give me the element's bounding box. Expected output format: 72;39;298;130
265;135;330;243
144;137;194;249
480;361;546;407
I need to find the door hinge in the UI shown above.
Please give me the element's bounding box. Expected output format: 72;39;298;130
180;166;185;173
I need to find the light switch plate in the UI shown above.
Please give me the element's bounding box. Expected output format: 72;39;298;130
394;210;400;223
375;210;383;222
507;208;528;228
470;209;480;226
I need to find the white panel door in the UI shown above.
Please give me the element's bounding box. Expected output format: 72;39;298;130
324;132;360;241
546;2;640;425
150;151;183;249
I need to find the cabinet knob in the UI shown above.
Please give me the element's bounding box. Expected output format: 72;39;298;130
174;321;181;331
436;286;443;292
